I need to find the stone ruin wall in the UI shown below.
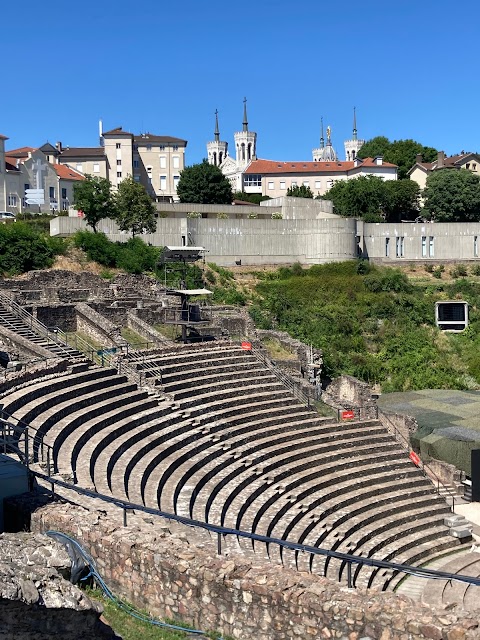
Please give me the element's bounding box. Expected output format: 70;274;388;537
0;531;114;640
323;375;378;420
7;498;478;640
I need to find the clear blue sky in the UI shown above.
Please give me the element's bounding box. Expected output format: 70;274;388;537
2;1;479;163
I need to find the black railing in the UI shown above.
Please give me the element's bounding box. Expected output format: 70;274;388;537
1;414;478;591
380;410;459;510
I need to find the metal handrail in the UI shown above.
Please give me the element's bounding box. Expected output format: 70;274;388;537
380;410;459;506
248;343;313;409
1;410;477;589
27;468;480;590
0;291;76;359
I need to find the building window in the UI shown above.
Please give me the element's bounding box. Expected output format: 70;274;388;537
61;188;67;199
385;237;390;258
291;181;297;187
133;159;139;169
159;145;165;151
421;236;427;257
160;156;167;169
49;186;55;199
326;179;333;189
134;175;140;182
243;174;262;188
117;172;122;178
160;176;167;191
116;143;121;149
76;163;83;172
280;181;286;190
475;236;478;258
173;145;178;151
315;180;321;189
117;159;122;166
429;236;434;257
466;164;470;170
303;181;310;187
473;164;477;171
8;194;17;206
268;181;274;190
173;156;180;169
173;175;180;191
395;236;404;258
93;163;100;173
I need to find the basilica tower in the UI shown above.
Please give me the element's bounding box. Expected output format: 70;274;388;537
344;107;365;161
234;98;257;170
312;118;338;162
207;110;228;166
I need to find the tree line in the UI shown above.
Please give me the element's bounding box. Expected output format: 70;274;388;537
73;175;157;235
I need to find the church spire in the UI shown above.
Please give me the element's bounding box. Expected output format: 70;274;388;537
214;109;220;142
352;106;357;141
320;117;325;148
242;97;248;132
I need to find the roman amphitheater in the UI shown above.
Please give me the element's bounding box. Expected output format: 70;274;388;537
0;270;479;640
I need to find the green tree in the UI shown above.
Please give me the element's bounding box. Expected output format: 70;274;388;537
358;137;438;179
383;179;420;222
115;176;157;236
232;191;271;204
0;223;63;274
324;175;386;220
72;175;115;232
176;160;233;204
286;184;314;198
423;169;480;222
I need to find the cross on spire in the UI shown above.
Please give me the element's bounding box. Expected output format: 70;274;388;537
243;97;248;132
214;109;220;142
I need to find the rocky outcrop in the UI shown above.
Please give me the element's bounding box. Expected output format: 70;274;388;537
0;531;115;639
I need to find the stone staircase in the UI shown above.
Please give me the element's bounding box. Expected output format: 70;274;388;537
0;300;79;360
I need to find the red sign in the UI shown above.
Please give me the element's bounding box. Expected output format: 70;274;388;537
341;410;355;420
241;341;252;351
409;451;421;466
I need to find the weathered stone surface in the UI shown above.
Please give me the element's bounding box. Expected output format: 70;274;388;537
11;500;479;640
0;531;116;639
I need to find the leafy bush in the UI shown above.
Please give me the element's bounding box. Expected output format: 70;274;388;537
471;264;480;276
451;265;468;279
249;260;480;391
73;231;160;274
0;223;64;275
73;231;118;267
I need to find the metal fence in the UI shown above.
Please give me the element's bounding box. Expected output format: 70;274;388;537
1;411;478;591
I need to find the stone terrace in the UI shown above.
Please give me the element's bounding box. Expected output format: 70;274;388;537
0;341;471;592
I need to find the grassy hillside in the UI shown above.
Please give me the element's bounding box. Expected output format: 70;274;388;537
247;261;480;393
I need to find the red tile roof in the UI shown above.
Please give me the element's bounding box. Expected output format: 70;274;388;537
244;158;396;175
6;146;36;158
5;158;21;171
53;165;85;181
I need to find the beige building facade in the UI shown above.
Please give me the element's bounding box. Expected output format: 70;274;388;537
408;151;480;191
243;156;397;198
